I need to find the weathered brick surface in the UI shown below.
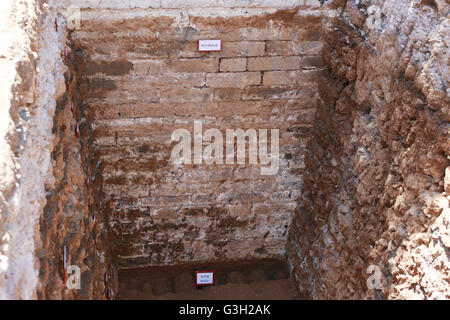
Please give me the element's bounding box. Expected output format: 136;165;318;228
84;60;134;76
206;72;261;88
165;58;219;73
131;60;214;76
266;41;323;56
243;86;317;100
301;55;325;69
248;56;301;71
213;88;243;101
220;58;247;72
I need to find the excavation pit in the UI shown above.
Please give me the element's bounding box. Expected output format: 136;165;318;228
0;1;448;300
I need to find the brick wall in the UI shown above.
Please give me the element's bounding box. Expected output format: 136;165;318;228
73;7;331;268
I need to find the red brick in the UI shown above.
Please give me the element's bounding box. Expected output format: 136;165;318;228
119;103;176;118
221;41;266;57
248;56;301;71
121;74;205;88
84;60;133;76
266;41;323;56
206;72;261;88
263;70;319;86
160;87;213;103
220;58;247;72
87;103;120;120
242;86;316;100
131;59;217;74
301;55;325;69
213;88;242;101
166;58;218;73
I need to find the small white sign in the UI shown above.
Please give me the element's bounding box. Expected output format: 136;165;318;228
195;271;215;285
198;40;222;52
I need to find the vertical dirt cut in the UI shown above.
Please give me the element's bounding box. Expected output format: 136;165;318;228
287;0;449;300
37;39;117;300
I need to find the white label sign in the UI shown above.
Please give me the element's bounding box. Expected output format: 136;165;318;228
195;271;215;285
198;40;222;52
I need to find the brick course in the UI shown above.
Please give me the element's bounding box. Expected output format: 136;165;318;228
206;72;261;88
248;56;301;71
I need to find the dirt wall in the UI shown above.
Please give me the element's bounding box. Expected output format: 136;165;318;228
0;0;115;300
0;0;68;300
287;0;449;299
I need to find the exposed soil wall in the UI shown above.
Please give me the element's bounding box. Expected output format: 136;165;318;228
0;0;68;299
37;38;116;300
287;0;449;299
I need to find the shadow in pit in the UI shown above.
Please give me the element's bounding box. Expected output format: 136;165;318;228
118;258;298;300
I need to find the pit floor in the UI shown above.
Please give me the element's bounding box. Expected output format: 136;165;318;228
118;259;298;300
